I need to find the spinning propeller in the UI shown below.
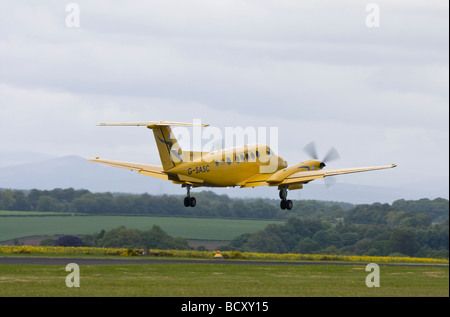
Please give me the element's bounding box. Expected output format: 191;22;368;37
303;142;340;187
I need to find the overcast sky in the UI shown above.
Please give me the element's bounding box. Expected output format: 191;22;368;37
0;1;448;198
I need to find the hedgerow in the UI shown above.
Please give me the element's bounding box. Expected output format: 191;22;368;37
0;245;447;264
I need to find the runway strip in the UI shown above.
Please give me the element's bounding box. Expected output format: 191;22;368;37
0;256;448;267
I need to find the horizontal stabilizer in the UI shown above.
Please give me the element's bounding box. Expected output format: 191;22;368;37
98;121;209;128
88;158;169;180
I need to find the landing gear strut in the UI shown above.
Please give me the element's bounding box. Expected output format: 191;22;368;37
279;186;293;210
183;185;196;207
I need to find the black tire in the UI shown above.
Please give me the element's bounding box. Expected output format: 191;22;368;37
279;189;287;200
190;197;196;207
280;200;286;210
286;200;293;210
184;197;190;207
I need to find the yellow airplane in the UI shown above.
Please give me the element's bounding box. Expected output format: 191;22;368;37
88;121;396;210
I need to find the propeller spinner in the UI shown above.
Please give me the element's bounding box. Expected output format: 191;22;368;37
303;142;340;187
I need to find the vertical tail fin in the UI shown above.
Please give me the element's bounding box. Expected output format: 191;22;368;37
97;121;209;171
150;126;183;170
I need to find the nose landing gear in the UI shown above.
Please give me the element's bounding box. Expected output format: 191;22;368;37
279;186;293;210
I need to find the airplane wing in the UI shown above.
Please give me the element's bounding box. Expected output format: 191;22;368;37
280;164;397;185
88;158;206;186
88;158;169;180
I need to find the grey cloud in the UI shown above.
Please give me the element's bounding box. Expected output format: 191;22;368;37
0;1;447;196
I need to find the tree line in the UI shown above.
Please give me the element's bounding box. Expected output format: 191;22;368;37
41;225;190;251
1;188;448;224
1;188;448;259
225;217;449;259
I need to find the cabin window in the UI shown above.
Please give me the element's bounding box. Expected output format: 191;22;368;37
245;153;249;160
266;148;271;155
215;160;219;166
240;154;245;161
235;155;240;163
255;151;260;158
250;152;255;161
226;157;231;165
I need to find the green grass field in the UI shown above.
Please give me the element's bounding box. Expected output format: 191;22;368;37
1;211;448;298
0;212;284;244
0;261;448;297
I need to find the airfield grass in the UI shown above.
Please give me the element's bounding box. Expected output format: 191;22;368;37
0;261;448;297
1;212;448;297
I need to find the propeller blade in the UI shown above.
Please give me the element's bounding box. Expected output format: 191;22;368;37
322;146;340;163
303;142;318;159
304;142;340;188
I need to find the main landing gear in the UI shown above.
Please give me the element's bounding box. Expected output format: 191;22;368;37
279;186;293;210
183;185;196;207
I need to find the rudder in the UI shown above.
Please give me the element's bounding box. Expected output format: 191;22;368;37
151;126;183;170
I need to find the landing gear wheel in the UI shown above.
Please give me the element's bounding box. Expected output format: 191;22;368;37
184;196;196;207
286;199;293;210
279;188;287;200
279;186;292;210
280;200;293;210
183;185;196;207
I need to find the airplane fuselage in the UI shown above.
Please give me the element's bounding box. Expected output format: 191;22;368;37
166;144;288;187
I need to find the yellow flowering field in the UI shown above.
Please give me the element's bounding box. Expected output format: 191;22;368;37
0;245;128;256
156;249;448;264
0;245;447;264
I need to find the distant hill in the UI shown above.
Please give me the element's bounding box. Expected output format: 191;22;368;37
0;154;447;204
0;155;172;195
0;151;56;168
